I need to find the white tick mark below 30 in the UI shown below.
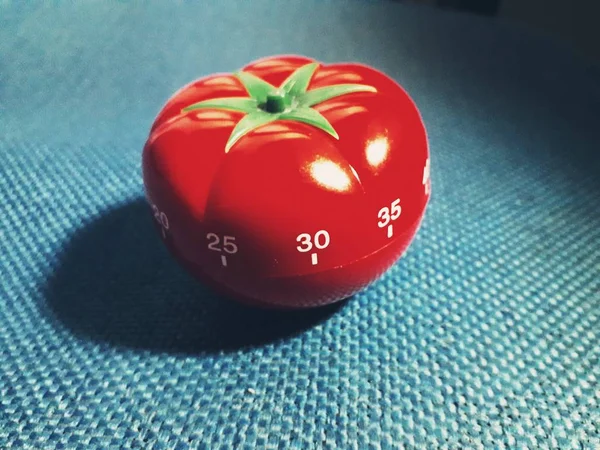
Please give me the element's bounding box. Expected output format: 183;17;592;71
311;253;318;265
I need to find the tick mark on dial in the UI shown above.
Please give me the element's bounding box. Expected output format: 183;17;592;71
387;224;393;238
311;253;318;265
221;255;228;267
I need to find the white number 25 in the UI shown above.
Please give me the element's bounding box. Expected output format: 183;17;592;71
377;198;401;228
206;233;238;254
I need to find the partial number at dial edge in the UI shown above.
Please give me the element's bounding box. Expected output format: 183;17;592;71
152;203;169;238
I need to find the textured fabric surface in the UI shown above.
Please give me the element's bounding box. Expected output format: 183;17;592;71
1;1;599;449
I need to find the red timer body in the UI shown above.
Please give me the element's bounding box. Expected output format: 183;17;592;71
142;55;430;309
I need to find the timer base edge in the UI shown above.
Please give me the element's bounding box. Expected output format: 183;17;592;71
149;211;424;310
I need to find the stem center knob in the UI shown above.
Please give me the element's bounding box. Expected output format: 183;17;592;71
265;90;288;113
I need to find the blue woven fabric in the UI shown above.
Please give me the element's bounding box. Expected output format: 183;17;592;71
1;2;599;448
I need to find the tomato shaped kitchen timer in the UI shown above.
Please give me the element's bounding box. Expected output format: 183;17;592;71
142;55;430;309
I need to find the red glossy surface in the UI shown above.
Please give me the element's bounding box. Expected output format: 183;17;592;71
142;55;430;308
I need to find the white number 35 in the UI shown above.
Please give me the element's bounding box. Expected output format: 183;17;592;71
377;198;401;228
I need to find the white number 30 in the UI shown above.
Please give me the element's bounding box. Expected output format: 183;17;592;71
378;198;401;228
296;230;330;252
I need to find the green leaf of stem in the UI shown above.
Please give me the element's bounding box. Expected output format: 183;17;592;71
225;111;277;152
279;107;339;139
299;84;376;107
280;62;319;97
182;97;258;114
180;62;378;152
234;71;276;102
